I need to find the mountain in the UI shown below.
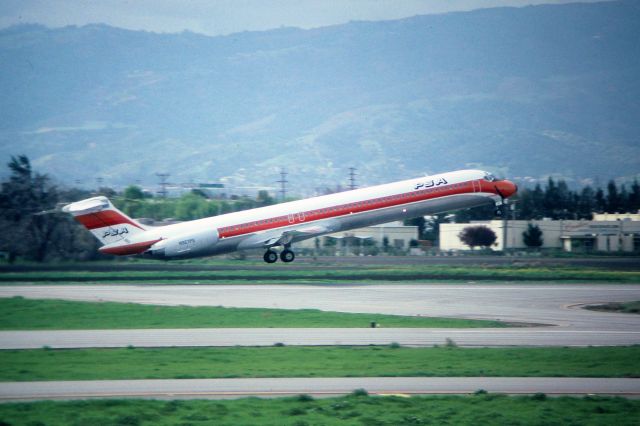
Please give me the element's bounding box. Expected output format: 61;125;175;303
1;1;639;194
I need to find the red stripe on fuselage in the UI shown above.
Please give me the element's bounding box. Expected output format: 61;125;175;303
217;179;492;239
74;210;144;230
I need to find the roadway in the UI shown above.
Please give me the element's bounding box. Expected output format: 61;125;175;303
1;378;639;401
1;284;639;348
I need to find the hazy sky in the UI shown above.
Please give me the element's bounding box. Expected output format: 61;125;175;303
0;0;613;36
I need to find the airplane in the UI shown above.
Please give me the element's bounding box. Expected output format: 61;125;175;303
63;169;517;263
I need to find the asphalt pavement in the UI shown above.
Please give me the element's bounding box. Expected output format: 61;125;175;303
2;327;639;349
1;377;639;401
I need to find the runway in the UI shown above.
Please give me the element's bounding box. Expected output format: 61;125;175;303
1;377;639;401
2;328;640;349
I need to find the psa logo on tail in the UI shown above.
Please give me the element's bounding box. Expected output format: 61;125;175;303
62;196;146;246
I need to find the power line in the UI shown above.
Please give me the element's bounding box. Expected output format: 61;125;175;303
156;173;170;198
277;167;288;201
348;167;357;190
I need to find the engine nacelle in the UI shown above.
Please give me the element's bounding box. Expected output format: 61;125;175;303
148;229;219;259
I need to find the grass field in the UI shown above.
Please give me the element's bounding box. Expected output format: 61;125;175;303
0;297;507;330
0;394;638;425
1;346;638;381
1;264;639;283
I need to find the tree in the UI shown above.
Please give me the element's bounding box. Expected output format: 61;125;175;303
606;180;620;212
422;214;450;243
123;185;145;200
404;216;426;239
458;226;497;250
629;180;640;213
256;190;274;206
576;187;595;219
190;188;209;199
522;223;543;248
0;156;59;261
453;203;495;222
595;188;606;213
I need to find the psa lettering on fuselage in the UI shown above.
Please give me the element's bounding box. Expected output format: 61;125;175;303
414;177;447;190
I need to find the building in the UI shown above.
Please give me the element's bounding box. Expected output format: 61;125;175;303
297;221;419;253
440;217;640;253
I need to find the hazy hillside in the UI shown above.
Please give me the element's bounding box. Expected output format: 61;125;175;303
1;0;639;193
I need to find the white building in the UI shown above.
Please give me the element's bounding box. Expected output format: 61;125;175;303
297;221;419;252
440;217;640;253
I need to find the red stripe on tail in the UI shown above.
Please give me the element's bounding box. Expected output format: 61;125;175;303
74;211;144;230
99;239;161;255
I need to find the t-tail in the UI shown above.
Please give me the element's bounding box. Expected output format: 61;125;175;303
62;196;147;246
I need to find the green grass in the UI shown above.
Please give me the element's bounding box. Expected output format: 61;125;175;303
1;346;638;381
0;394;638;425
1;264;639;282
0;297;507;330
586;301;640;314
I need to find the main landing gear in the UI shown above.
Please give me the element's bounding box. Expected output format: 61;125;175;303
263;247;296;263
263;250;278;263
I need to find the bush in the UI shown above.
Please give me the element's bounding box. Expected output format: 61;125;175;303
351;388;369;397
116;415;140;426
297;394;314;402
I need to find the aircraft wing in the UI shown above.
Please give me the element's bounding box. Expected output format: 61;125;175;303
238;222;337;250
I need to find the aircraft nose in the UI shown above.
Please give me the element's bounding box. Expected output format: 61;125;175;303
496;180;518;199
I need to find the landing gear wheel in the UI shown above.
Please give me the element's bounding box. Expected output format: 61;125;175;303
280;249;295;263
263;250;278;263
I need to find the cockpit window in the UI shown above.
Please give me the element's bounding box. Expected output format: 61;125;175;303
484;173;496;182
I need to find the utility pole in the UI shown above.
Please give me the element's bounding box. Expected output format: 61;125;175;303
348;167;357;190
277;168;288;202
156;173;170;198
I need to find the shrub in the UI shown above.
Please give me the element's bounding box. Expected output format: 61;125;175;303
297;394;314;402
532;392;547;401
351;388;369;397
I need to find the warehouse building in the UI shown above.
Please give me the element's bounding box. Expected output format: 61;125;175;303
439;214;640;253
297;221;419;253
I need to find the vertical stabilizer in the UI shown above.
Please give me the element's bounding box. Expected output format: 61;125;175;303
62;196;147;246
